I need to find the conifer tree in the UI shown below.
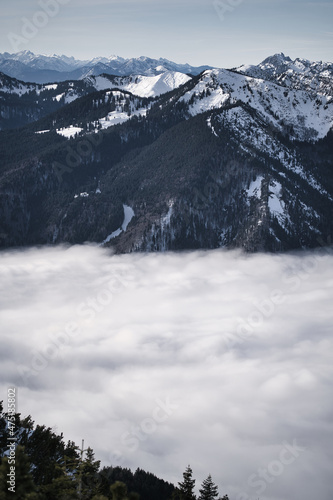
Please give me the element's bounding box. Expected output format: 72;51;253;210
80;446;101;499
198;474;219;500
178;465;196;500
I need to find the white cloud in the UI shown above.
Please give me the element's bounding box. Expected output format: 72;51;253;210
0;245;333;500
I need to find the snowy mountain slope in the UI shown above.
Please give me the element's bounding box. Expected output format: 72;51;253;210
178;68;333;141
237;52;333;97
0;53;332;252
55;90;151;136
0;69;190;101
206;105;330;245
0;71;86;99
0;70;190;130
30;88;154;140
0;72;96;130
211;106;330;197
111;101;332;253
0;71;43;94
89;71;192;97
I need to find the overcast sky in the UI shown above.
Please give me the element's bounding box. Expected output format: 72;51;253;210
0;0;332;67
1;245;333;500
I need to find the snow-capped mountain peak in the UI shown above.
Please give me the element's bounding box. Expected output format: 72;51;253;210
88;55;126;65
0;52;332;253
261;52;292;66
177;66;333;142
236;53;333;98
0;51;212;83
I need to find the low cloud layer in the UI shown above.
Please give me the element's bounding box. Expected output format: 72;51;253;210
1;245;333;500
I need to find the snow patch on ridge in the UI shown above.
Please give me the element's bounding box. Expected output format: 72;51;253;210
93;71;191;98
56;125;83;138
101;205;135;245
97;106;148;130
247;176;264;200
268;181;284;216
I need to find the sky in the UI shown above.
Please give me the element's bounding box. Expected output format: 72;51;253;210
0;0;332;68
1;245;333;500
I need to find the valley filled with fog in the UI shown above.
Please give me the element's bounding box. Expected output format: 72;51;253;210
1;245;332;500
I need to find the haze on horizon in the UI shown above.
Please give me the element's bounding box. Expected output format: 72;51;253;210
0;0;332;69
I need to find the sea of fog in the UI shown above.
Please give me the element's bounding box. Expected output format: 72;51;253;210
1;245;333;500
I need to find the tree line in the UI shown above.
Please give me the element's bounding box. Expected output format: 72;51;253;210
0;402;229;500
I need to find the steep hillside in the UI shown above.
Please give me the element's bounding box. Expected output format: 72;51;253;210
0;55;332;252
0;72;96;130
0;70;193;130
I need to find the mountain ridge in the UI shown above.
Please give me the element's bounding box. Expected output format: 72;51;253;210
236;52;333;97
0;50;213;83
0;52;332;253
0;69;193;130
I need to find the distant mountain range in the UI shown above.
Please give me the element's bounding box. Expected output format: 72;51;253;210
0;52;332;253
0;50;212;83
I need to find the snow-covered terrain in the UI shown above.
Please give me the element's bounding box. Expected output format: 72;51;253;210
246;176;264;200
215;105;330;199
237;52;333;98
0;50;85;71
180;68;333;141
3;52;332;140
268;180;285;217
56;126;83;138
90;71;191;97
101;205;135;245
97;106;148;130
0;73;41;95
0;72;90;103
0;50;211;83
1;52;333;254
0;69;191;117
34;89;152;137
